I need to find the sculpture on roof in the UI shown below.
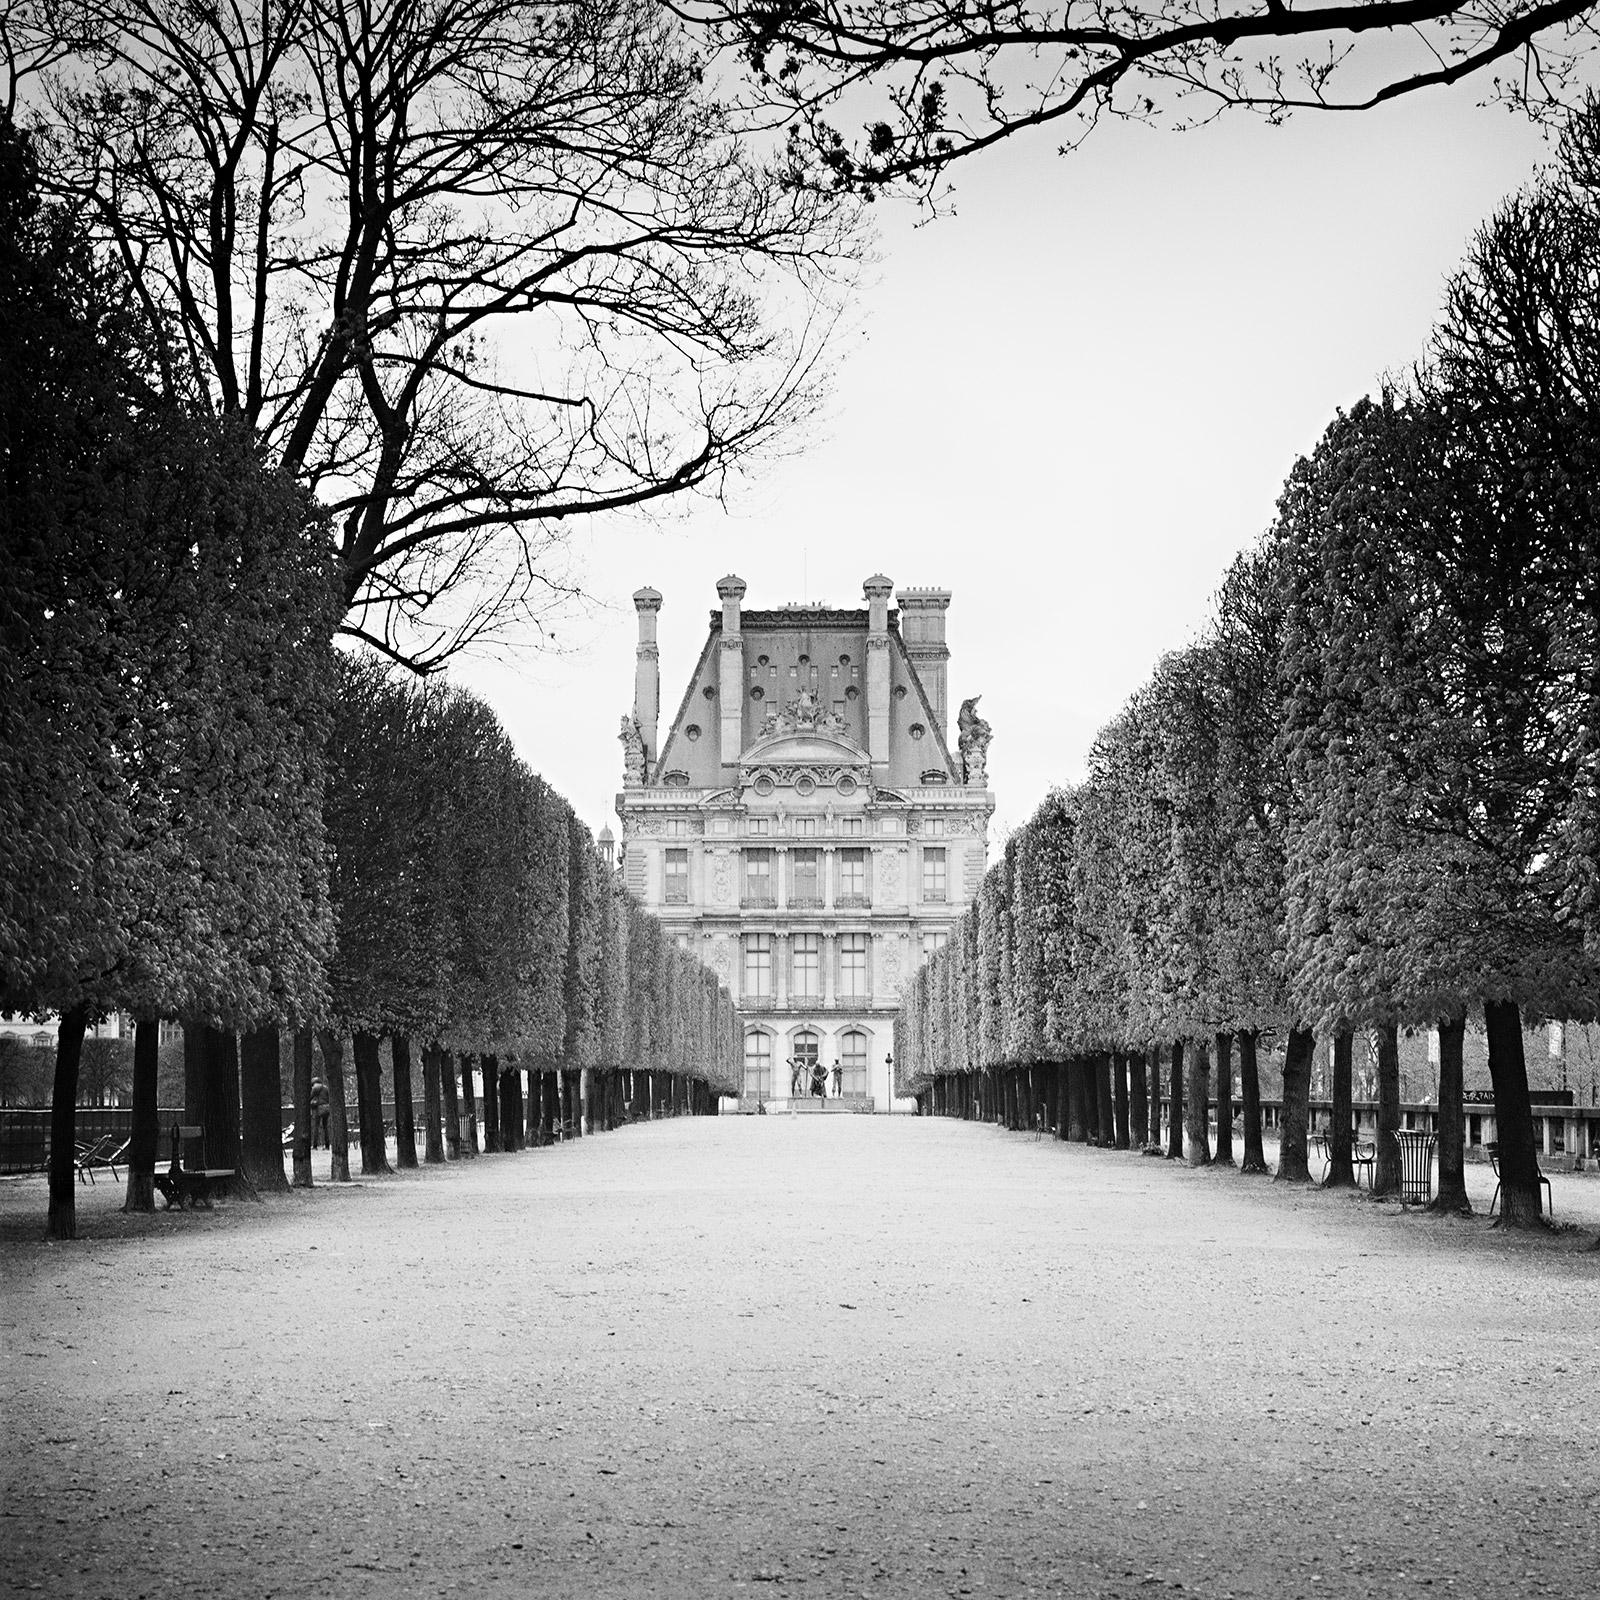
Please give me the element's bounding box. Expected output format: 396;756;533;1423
958;696;992;787
619;714;646;785
759;687;850;741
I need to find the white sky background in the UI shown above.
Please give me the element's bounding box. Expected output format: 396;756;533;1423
457;83;1556;845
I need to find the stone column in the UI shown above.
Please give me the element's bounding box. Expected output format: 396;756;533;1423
775;843;789;912
632;587;663;765
822;933;836;1009
717;574;746;774
822;845;836;911
775;933;789;1009
864;574;893;781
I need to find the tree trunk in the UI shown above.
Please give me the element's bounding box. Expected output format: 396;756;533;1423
239;1025;287;1194
1373;1022;1401;1198
1129;1051;1149;1147
1238;1031;1267;1173
1327;1030;1356;1188
502;1066;520;1151
481;1052;502;1153
124;1015;160;1213
392;1033;418;1169
422;1043;446;1164
1485;998;1546;1226
46;1002;89;1240
291;1029;314;1188
198;1025;250;1199
1065;1061;1087;1142
459;1054;479;1156
1112;1053;1131;1149
351;1031;392;1176
1213;1031;1235;1167
1166;1041;1184;1159
439;1043;462;1158
1275;1027;1315;1183
1094;1055;1113;1145
1183;1037;1210;1166
1431;1015;1470;1215
318;1031;351;1182
581;1065;592;1135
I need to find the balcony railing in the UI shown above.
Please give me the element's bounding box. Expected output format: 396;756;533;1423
739;994;877;1012
741;891;776;909
789;894;823;910
836;891;870;909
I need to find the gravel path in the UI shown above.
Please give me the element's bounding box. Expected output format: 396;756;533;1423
3;1117;1598;1599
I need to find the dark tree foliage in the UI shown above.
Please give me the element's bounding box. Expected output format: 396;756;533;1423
894;107;1600;1238
0;117;338;1236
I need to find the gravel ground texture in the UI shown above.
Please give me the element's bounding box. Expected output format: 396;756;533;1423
3;1115;1599;1600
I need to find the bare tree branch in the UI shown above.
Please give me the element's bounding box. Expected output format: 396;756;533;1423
17;0;862;670
673;0;1599;200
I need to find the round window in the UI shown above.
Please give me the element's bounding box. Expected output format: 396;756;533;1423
685;724;701;741
751;685;764;701
909;723;925;740
795;776;816;798
753;776;775;797
836;775;858;797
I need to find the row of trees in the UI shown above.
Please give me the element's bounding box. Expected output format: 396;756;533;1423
896;102;1600;1230
0;120;739;1234
307;656;740;1191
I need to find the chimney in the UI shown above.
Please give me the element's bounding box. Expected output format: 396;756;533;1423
632;587;663;767
863;573;894;779
895;588;952;737
716;574;747;772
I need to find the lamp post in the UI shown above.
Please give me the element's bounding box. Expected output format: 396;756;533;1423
885;1050;893;1116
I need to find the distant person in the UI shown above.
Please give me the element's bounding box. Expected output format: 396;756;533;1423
311;1078;331;1149
811;1061;826;1099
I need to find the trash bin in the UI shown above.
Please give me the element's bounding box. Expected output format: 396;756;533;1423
1394;1129;1436;1204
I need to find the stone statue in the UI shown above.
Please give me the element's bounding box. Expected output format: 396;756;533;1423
958;696;992;787
619;714;646;785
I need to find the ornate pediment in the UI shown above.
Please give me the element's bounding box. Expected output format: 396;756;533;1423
739;724;870;799
740;701;871;779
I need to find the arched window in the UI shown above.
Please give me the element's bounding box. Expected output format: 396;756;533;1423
840;1030;870;1097
788;1028;821;1095
743;1030;772;1101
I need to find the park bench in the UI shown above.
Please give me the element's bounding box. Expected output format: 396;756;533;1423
152;1124;234;1209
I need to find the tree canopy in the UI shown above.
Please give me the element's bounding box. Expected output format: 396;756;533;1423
894;104;1600;1226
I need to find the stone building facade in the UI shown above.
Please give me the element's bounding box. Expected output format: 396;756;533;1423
615;575;994;1110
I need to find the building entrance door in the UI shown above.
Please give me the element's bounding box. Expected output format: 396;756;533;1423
791;1030;821;1097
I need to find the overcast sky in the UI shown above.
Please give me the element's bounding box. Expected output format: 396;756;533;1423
457;85;1555;845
